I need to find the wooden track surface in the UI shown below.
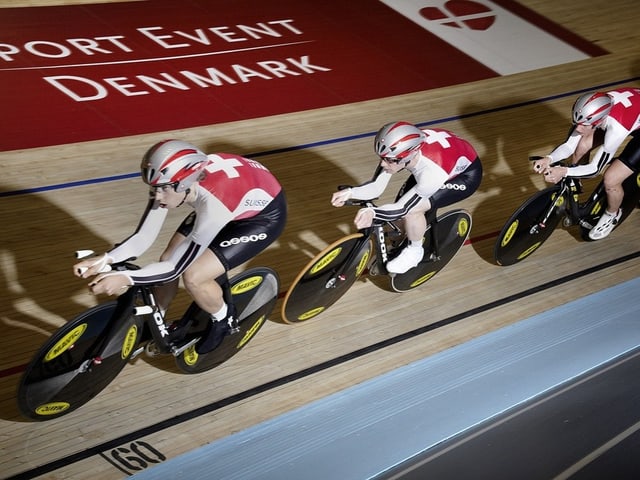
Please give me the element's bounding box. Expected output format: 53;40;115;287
2;1;640;478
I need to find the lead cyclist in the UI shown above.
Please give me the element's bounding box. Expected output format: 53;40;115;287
74;140;287;353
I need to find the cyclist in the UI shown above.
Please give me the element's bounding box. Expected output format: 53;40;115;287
331;121;482;274
533;88;640;239
74;140;287;353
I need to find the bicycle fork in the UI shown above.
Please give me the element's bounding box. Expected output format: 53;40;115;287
530;185;569;234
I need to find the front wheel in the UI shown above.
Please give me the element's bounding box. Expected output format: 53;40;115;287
281;233;373;323
175;267;280;373
391;210;471;292
17;296;142;421
494;186;566;266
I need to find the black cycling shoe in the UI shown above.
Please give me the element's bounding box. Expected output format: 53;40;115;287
196;304;237;354
167;319;190;345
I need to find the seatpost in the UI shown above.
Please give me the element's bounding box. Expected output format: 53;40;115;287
425;208;440;260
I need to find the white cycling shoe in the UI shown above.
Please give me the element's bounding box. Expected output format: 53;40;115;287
386;245;424;274
589;209;621;240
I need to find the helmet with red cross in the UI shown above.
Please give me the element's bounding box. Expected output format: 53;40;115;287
374;121;425;162
572;92;612;126
141;140;208;193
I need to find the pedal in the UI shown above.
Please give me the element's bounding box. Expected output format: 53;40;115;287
229;318;240;335
368;260;381;276
171;337;200;356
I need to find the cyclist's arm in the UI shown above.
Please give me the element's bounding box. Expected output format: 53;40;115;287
371;164;447;222
349;168;392;201
126;190;235;286
564;123;628;178
369;188;428;222
107;197;168;263
547;129;581;164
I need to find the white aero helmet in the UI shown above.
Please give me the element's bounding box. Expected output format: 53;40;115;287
572;92;612;126
374;121;425;161
141;140;208;193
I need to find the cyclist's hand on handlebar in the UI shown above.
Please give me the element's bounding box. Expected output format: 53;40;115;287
74;253;112;279
532;156;551;174
331;188;352;207
354;207;375;229
543;166;568;184
88;272;133;296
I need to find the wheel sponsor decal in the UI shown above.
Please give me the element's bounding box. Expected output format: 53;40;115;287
35;402;71;416
297;307;325;321
310;248;341;275
44;323;87;362
356;249;370;276
231;275;263;295
237;315;266;349
517;242;541;260
183;346;198;366
410;271;438;288
457;217;470;237
122;324;138;359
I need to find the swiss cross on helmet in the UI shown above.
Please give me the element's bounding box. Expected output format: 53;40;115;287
572;92;612;126
141;140;208;193
374;121;425;161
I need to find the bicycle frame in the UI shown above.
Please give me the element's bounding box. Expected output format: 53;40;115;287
341;198;404;278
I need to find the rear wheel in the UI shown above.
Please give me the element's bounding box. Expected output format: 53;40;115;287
391;210;471;292
175;267;280;373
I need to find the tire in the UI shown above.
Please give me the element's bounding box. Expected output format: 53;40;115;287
281;234;372;323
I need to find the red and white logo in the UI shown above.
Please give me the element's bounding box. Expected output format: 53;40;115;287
380;0;590;74
420;0;495;31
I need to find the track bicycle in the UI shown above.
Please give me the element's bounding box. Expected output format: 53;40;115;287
281;190;472;323
494;156;640;266
17;251;279;421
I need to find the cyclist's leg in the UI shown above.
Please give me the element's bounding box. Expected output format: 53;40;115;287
387;161;481;273
156;230;185;315
194;191;286;352
386;178;429;273
429;159;483;211
422;160;480;256
590;133;640;239
605;133;640;212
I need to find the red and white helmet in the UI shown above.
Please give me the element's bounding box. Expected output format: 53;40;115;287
572;92;612;126
374;121;425;161
141;140;208;193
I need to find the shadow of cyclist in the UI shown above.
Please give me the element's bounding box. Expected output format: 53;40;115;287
0;187;114;419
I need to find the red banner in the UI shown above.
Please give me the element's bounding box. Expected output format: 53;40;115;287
0;0;605;151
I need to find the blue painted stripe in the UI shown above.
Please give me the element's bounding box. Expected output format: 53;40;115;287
3;76;639;199
130;275;640;480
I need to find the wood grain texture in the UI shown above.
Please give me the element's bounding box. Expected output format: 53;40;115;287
1;1;639;478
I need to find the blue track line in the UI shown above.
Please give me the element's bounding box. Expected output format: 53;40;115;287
2;76;639;199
